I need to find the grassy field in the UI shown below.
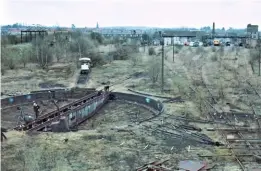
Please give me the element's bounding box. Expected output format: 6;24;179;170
1;44;261;170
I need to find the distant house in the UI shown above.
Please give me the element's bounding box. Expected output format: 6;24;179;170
99;29;143;39
247;24;259;39
162;30;198;45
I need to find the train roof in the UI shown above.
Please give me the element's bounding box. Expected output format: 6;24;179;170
79;57;91;61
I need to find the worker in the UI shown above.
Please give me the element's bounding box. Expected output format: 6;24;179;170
97;90;102;96
104;86;110;92
1;127;7;142
48;90;55;99
33;101;40;119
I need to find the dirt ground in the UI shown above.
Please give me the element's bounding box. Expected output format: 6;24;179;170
1;101;239;171
1;45;261;170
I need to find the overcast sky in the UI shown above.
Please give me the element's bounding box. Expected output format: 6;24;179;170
1;0;261;29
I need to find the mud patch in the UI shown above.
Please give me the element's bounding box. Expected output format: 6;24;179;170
132;72;148;78
38;81;66;89
1;76;33;83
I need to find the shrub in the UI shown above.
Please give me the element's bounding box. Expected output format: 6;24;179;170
19;46;32;68
90;32;103;44
108;45;138;60
1;47;17;69
89;51;105;66
148;47;156;55
147;56;160;83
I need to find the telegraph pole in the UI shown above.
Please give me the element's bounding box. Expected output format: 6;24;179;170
257;34;261;76
161;37;164;92
172;37;175;62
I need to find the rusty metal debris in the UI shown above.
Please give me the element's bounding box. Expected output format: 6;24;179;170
136;159;172;171
128;88;183;101
163;113;240;126
206;127;260;132
198;154;254;157
143;122;224;146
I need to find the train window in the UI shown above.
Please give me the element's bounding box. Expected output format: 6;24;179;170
87;106;91;115
77;110;81;117
90;104;94;112
84;107;88;116
70;112;76;121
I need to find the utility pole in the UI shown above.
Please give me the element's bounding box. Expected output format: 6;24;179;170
161;37;164;92
144;41;146;53
257;34;261;76
172;37;175;62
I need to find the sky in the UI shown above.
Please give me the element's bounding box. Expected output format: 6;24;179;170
1;0;261;29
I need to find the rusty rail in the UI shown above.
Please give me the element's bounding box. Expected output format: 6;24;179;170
190;83;246;171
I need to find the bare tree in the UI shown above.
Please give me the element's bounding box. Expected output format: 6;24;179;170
249;48;259;74
32;37;53;69
147;55;160;84
1;46;16;69
19;46;31;68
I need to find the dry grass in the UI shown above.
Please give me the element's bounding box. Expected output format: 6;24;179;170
2;44;259;171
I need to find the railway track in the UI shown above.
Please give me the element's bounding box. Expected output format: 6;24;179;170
198;72;261;171
76;73;90;84
163;53;261;170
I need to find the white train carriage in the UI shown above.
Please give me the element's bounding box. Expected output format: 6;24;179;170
79;57;92;74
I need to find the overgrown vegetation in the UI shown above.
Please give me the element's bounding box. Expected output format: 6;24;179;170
147;55;160;84
108;44;139;61
249;40;261;75
1;31;142;73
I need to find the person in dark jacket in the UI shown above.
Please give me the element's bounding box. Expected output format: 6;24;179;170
33;101;40;119
1;127;7;142
104;86;110;92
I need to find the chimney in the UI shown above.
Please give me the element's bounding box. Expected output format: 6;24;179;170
212;22;215;39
